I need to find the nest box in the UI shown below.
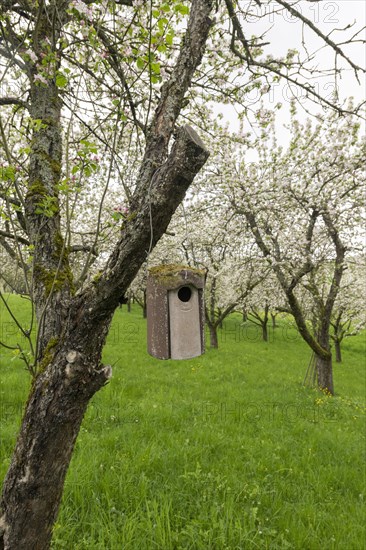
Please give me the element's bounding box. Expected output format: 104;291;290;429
147;265;206;360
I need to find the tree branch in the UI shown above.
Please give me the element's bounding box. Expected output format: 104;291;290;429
275;0;365;80
0;97;29;109
0;229;29;245
225;0;364;114
69;244;97;255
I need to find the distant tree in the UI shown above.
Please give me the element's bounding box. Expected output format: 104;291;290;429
244;275;284;342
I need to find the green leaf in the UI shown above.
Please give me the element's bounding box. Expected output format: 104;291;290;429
0;166;16;182
56;73;68;88
136;57;145;70
174;4;189;15
158;17;168;31
166;31;174;46
151;62;161;75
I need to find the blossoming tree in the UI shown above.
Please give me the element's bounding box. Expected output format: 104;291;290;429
225;107;365;394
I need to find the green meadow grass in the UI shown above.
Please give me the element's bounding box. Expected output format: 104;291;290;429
0;295;365;549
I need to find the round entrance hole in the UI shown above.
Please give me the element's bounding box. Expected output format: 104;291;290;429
178;286;192;302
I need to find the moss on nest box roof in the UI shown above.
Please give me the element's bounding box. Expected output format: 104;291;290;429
148;264;206;288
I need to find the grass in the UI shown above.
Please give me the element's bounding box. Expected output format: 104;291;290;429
0;295;365;549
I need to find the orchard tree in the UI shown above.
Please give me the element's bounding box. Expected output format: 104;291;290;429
0;1;214;546
225;107;365;394
0;0;364;547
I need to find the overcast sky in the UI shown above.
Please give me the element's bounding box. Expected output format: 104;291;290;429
220;0;366;143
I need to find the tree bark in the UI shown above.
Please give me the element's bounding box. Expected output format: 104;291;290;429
315;354;334;394
209;324;218;348
334;339;342;363
271;312;278;329
315;330;334;394
0;346;111;549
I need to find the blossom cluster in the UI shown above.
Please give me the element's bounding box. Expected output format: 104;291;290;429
113;204;129;217
69;0;93;22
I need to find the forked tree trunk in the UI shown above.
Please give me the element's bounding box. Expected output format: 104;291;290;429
0;122;211;549
244;207;345;397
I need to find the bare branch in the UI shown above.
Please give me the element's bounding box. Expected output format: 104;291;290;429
0;97;29;109
0;229;29;245
275;0;365;80
69;244;97;255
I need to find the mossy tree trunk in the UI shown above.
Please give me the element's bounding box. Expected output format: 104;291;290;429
24;2;72;360
0;1;214;548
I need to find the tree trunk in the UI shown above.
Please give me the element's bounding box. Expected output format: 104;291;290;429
217;308;223;329
271;312;277;329
334;339;342;363
0;123;211;549
314;329;334;393
262;322;268;342
0;340;111;549
209;324;218;348
0;124;211;549
315;354;334;394
242;307;247;322
262;301;269;341
0;1;214;545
